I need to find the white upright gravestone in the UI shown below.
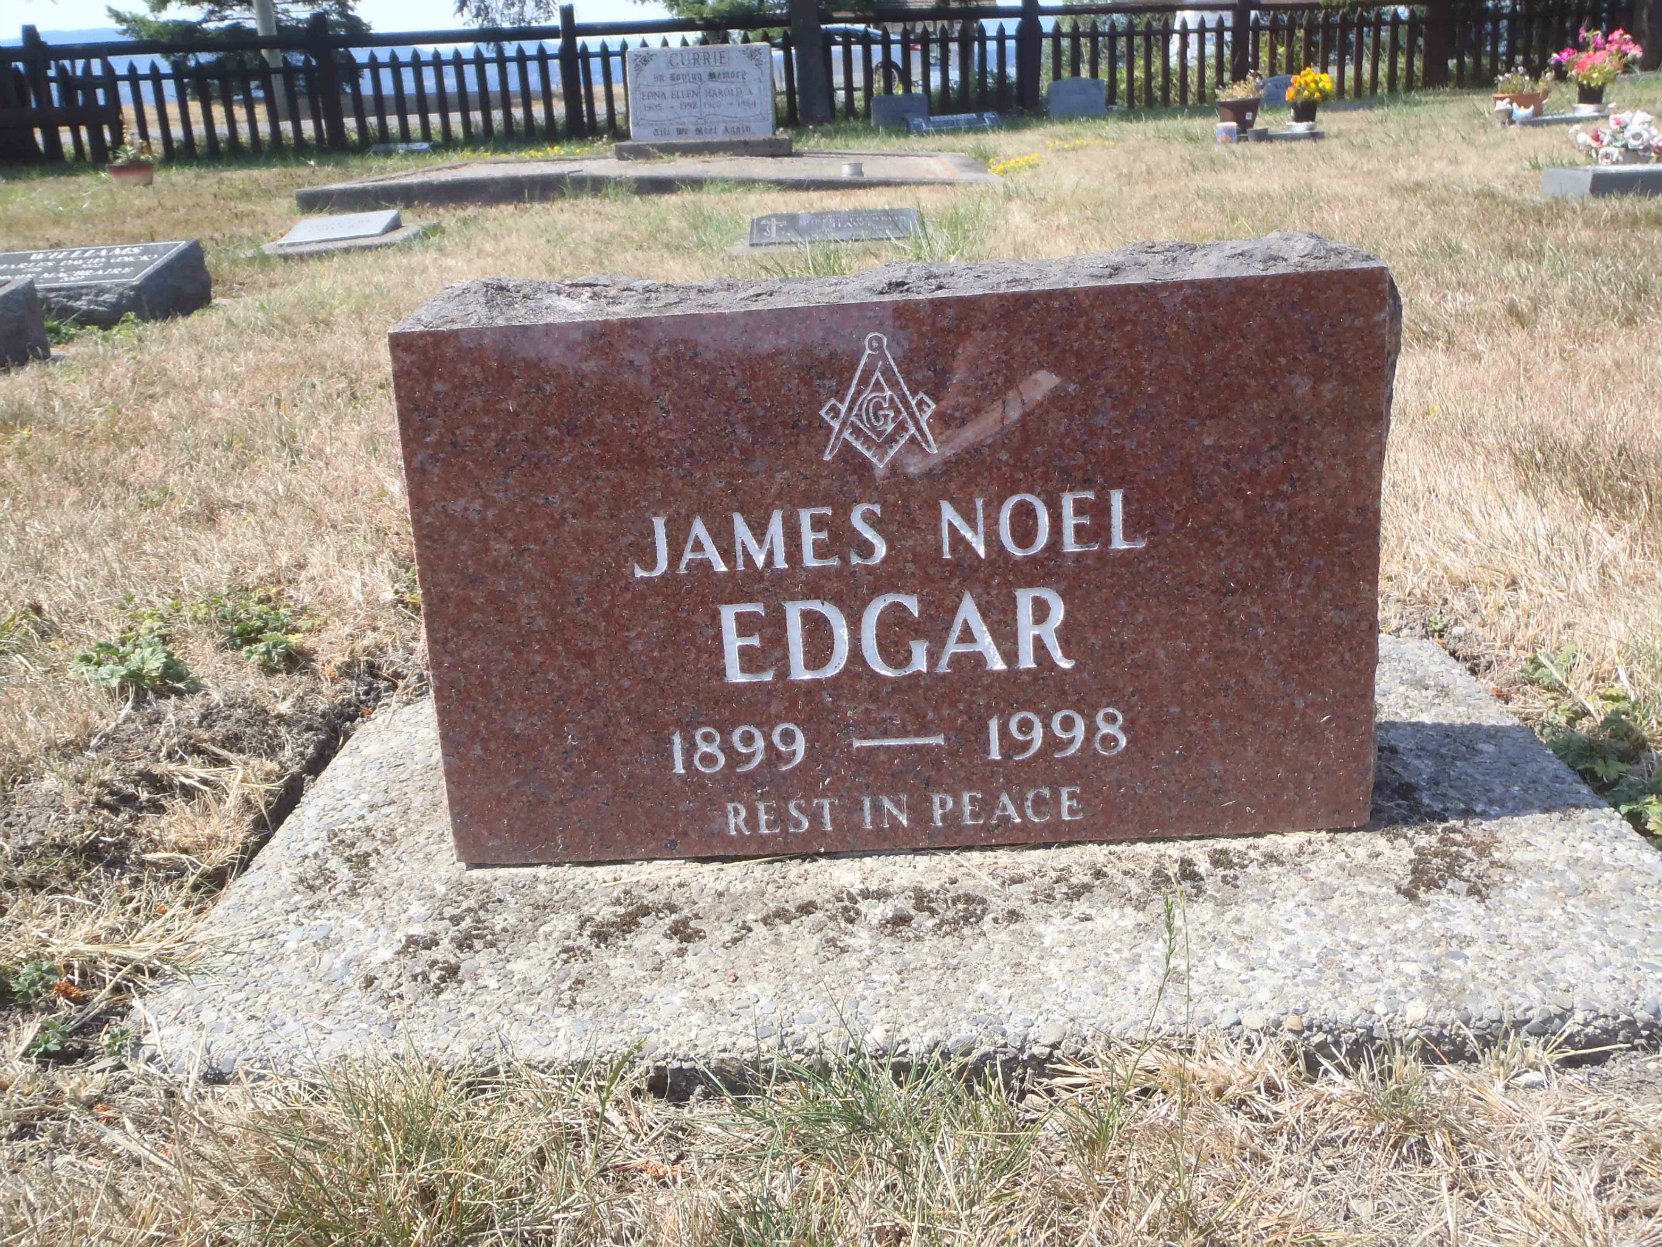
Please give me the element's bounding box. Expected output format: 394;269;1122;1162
626;44;775;142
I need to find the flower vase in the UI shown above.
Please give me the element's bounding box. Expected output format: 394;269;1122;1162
1216;97;1262;133
108;160;155;187
1290;100;1318;124
1574;83;1607;116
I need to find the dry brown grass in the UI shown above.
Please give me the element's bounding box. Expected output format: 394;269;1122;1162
3;84;1662;1244
4;1038;1662;1244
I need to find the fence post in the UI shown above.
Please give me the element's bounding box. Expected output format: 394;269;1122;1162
306;12;348;149
1422;0;1451;85
788;0;832;124
18;25;64;162
1229;0;1253;82
1016;0;1041;111
1635;0;1659;68
559;4;586;137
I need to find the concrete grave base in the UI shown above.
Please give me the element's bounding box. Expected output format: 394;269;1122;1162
296;150;996;211
137;637;1662;1079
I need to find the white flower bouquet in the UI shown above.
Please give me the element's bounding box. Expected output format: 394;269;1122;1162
1573;111;1662;164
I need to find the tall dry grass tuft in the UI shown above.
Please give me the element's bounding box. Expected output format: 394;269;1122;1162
5;1040;1662;1245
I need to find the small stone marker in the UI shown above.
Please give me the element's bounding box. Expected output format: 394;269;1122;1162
0;241;210;328
1541;163;1662;199
368;141;433;154
263;210;432;258
1047;78;1107;119
0;277;50;368
872;94;929;130
909;111;1001;134
626;44;775;144
748;208;922;247
1259;74;1293;109
388;234;1400;866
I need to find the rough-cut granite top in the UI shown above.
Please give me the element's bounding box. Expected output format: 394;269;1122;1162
393;232;1393;331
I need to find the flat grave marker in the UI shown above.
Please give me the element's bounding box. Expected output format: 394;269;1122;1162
264;209;432;257
0;241;210;328
1048;78;1108;119
388;235;1401;866
748;208;923;247
279;210;402;246
626;44;775;144
909;111;1001;134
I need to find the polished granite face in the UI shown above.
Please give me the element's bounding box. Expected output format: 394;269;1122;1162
388;236;1401;865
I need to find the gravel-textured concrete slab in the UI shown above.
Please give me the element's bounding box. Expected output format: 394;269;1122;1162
295;150;996;212
137;637;1662;1079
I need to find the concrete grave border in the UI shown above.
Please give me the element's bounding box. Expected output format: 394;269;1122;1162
137;637;1662;1081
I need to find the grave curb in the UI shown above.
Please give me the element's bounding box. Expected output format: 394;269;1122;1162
136;637;1662;1081
295;151;997;212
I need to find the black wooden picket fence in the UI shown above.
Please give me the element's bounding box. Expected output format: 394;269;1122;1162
0;0;1633;166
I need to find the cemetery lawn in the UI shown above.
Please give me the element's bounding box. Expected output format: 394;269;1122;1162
3;84;1661;1242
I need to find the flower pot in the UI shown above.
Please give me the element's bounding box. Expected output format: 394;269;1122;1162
1290;100;1319;124
1216;96;1261;132
1492;91;1546;118
1577;83;1605;106
108;160;155;187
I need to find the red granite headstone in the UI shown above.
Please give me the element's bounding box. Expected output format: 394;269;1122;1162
389;235;1401;865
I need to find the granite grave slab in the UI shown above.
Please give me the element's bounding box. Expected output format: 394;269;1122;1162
135;636;1662;1078
1047;78;1107;119
626;44;775;143
0;241;211;328
908;111;1001;134
1542;163;1662;198
0;277;50;368
387;233;1400;866
872;94;929;130
747;208;923;247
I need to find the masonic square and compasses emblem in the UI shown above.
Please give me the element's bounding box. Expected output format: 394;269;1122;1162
820;332;938;469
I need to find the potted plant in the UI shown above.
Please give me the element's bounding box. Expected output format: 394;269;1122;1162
1215;73;1264;133
1286;66;1333;126
1550;28;1644;112
1492;64;1550;118
106;140;157;187
1573;110;1662;164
